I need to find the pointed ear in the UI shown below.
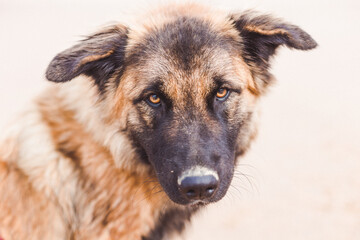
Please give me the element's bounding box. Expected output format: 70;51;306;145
230;11;317;91
46;25;128;90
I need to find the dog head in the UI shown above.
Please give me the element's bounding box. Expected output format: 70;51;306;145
46;5;317;205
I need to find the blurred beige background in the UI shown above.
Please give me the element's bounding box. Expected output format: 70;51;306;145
1;0;359;239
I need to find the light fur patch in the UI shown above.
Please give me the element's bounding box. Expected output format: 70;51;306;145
177;166;219;185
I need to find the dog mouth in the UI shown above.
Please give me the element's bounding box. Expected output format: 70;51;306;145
187;199;209;207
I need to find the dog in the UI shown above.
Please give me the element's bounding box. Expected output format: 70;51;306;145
0;3;317;240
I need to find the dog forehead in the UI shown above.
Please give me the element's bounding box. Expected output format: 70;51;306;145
126;16;242;104
128;16;231;66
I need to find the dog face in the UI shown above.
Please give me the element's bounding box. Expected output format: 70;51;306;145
46;5;317;205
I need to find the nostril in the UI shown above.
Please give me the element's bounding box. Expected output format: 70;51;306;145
186;190;196;198
206;187;215;195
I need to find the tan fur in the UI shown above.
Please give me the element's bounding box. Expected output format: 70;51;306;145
0;4;256;237
244;25;289;36
0;77;177;239
78;50;114;69
0;2;316;239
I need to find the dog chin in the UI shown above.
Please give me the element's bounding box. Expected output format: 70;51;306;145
188;200;209;207
167;193;221;207
174;199;209;209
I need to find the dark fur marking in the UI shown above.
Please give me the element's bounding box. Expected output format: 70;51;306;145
126;130;151;166
57;145;80;163
142;207;198;240
101;203;112;226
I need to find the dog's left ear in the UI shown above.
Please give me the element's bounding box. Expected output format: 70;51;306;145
46;25;128;90
230;12;317;92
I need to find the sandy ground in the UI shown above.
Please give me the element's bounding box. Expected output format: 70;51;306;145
1;0;360;239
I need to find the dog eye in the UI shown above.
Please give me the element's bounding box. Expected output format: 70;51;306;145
147;94;161;107
216;88;230;101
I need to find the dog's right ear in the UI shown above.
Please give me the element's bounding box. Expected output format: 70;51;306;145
46;25;128;90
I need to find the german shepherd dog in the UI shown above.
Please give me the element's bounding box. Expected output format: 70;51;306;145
0;3;317;240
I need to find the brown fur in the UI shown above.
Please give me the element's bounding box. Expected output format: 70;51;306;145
0;3;316;239
0;82;178;239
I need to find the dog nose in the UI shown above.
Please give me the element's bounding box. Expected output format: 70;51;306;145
179;175;219;200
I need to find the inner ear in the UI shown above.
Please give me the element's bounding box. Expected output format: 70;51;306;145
45;25;128;91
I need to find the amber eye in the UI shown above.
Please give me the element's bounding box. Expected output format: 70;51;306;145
147;94;161;106
216;88;229;100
